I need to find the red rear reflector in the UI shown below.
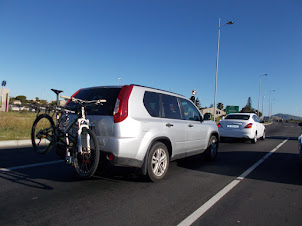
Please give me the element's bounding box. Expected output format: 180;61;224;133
244;123;253;129
113;85;133;123
217;123;222;128
108;154;114;161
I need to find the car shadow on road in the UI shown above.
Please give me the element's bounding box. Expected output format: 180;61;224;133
176;150;302;186
266;136;298;140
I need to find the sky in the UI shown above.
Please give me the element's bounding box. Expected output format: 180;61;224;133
0;0;301;116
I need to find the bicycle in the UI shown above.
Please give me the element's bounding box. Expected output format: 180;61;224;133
31;89;106;178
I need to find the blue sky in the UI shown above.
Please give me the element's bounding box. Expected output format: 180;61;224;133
0;0;301;116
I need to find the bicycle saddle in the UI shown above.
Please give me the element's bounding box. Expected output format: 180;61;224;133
51;89;64;95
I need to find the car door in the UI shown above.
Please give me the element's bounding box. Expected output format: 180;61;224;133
161;94;187;157
179;98;208;153
253;115;264;138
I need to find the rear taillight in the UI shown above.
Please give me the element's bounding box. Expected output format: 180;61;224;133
244;123;253;129
113;85;133;123
217;123;222;128
65;89;82;106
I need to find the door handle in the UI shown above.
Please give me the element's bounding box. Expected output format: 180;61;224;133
166;123;174;127
188;124;194;128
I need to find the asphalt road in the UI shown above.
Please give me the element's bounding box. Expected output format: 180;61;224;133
0;122;301;225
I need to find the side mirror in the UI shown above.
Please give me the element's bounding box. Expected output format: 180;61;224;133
204;114;211;121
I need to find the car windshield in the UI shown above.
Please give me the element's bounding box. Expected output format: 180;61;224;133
225;114;250;120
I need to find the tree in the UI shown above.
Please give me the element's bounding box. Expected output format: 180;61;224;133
240;97;255;113
190;96;195;103
209;104;214;108
217;102;224;110
15;95;27;103
190;96;201;109
195;98;201;109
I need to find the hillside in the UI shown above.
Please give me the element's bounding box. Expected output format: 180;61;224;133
273;113;302;121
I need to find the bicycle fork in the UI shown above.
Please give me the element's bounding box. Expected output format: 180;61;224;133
77;118;90;155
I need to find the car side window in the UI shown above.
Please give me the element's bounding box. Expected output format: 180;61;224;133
162;94;181;120
143;91;160;117
180;98;201;121
253;115;260;122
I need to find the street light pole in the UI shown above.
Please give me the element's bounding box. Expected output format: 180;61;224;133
213;18;234;122
258;74;268;117
268;89;275;121
262;94;265;119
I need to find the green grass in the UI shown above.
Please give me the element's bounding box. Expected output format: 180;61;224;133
0;111;37;141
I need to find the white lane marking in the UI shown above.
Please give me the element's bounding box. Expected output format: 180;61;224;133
178;139;288;226
0;160;64;172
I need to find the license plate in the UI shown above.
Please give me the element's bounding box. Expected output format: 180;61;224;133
227;125;239;128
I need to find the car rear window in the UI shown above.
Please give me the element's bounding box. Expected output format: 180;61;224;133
225;114;250;120
67;87;121;115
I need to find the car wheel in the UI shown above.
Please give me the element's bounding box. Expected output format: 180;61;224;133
299;143;302;168
204;135;218;161
251;132;257;144
261;130;266;140
147;142;169;182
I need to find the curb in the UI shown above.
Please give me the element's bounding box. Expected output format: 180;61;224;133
0;139;49;148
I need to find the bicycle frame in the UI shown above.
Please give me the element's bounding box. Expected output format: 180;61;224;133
56;106;91;163
34;89;105;164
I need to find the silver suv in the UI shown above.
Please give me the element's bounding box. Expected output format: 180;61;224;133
66;84;219;181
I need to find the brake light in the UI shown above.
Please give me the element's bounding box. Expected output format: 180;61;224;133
113;85;133;123
217;123;222;128
244;123;253;129
65;89;82;106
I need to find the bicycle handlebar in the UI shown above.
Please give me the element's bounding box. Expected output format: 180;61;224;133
71;97;106;105
60;95;106;105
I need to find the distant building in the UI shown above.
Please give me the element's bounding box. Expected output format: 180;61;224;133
200;107;226;118
0;88;10;112
59;100;66;106
13;100;22;105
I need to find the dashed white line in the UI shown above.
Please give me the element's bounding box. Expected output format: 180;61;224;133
178;139;288;226
0;160;64;172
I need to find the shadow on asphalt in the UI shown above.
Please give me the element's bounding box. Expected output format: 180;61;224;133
1;137;301;186
0;170;54;190
266;136;298;140
220;136;298;143
175;150;302;186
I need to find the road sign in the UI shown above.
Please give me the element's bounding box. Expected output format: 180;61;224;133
226;105;239;114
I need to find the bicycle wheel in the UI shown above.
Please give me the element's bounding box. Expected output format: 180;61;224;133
31;114;55;154
74;128;100;178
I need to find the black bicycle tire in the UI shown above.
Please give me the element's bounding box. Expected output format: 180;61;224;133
74;128;100;178
31;114;55;154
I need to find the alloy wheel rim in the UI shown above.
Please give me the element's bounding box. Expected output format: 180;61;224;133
151;148;167;177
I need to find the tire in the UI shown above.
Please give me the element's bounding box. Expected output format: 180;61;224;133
31;114;55;154
74;128;100;178
204;135;218;161
260;130;266;140
251;132;257;144
147;142;169;182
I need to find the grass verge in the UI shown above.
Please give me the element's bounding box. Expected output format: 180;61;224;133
0;111;37;141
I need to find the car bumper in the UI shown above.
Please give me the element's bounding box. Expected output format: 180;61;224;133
219;128;254;139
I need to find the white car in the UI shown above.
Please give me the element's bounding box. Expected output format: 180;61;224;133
218;113;265;143
298;123;302;165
